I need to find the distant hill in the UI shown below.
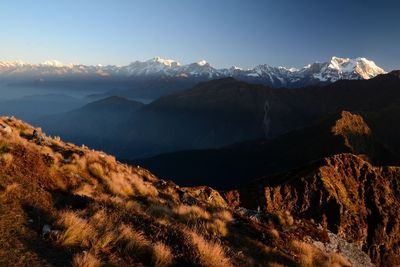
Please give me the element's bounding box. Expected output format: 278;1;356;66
0;94;85;121
36;96;144;157
136;111;398;189
37;71;400;160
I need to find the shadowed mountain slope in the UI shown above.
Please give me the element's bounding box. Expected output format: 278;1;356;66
136;111;397;189
37;71;400;160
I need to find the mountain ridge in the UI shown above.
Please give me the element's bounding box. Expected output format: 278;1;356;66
0;56;386;87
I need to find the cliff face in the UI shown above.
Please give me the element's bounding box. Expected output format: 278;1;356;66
231;154;400;266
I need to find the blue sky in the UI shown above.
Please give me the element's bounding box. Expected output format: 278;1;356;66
0;0;399;70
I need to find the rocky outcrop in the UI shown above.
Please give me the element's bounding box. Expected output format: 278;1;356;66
231;154;400;266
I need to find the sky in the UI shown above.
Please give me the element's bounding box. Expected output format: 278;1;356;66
0;0;399;70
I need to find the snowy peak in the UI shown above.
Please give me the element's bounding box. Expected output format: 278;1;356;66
149;57;181;67
40;60;69;68
328;56;385;78
0;56;386;87
196;60;209;66
314;56;386;82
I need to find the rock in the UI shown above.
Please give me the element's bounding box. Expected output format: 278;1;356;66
33;129;46;144
313;232;375;267
42;224;51;235
0;123;12;135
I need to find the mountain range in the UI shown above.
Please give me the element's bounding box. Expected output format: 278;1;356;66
0;56;385;88
36;71;400;163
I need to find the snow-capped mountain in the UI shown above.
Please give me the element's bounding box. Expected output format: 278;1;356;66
0;56;386;87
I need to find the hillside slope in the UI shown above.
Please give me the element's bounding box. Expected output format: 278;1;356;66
0;116;363;267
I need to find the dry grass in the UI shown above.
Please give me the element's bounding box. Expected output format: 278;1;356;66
57;211;97;247
88;162;104;179
214;210;233;222
72;251;101;267
205;218;229;236
278;211;294;226
290;240;351;267
106;172;135;196
174;204;211;222
268;228;280;239
0;153;13;167
186;230;232;267
128;173;158;197
152;242;174;267
118;224;151;257
0;183;20;199
102;171;158;198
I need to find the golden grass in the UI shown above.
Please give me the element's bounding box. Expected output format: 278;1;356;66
101;171;158;198
0;153;13;167
106;172;134;196
118;224;151;257
57;211;97;247
0;183;20;199
289;240;351;267
214;210;233;222
129;173;158;197
88;163;104;179
152;242;174;267
72;251;101;267
268;228;280;239
278;211;294;226
186;230;232;267
174;204;211;222
205;218;229;237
